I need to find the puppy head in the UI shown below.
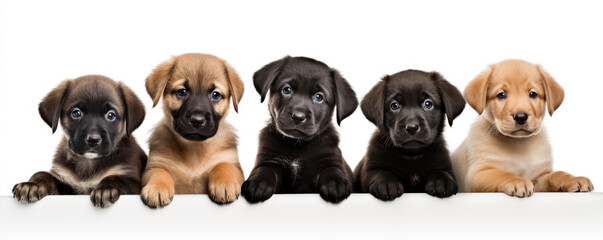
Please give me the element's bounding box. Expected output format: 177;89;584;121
465;59;564;138
39;75;145;159
145;53;244;141
361;70;465;148
253;56;358;140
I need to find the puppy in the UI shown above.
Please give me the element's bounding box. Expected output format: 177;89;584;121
242;56;358;203
355;70;465;200
141;53;245;207
452;59;594;197
13;75;147;208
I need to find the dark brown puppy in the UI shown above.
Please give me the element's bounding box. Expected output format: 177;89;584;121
242;56;358;203
13;75;147;208
355;70;465;200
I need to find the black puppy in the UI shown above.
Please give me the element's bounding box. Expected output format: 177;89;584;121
242;56;358;203
13;75;147;208
354;70;465;200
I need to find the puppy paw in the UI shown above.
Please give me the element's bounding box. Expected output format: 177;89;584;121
91;186;120;208
208;179;241;204
318;177;352;204
369;180;404;201
502;178;534;197
141;183;174;208
241;178;276;203
425;175;458;198
558;176;594;192
12;182;51;203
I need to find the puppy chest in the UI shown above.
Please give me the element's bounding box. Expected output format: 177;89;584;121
170;164;212;194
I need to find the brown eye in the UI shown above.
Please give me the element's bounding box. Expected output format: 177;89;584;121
529;91;538;99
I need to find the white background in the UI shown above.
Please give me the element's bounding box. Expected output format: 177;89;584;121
1;0;602;195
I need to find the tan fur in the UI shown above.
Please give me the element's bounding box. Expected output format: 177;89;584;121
452;59;593;197
51;163;132;194
141;53;244;207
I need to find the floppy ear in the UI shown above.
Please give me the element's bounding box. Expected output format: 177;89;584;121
332;70;358;125
145;58;175;107
224;62;244;113
39;80;71;133
361;77;386;128
119;83;146;137
253;56;290;102
465;66;493;114
432;72;466;126
537;65;564;116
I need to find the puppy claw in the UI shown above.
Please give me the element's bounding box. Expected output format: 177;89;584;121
558;176;593;193
208;180;241;205
12;182;50;203
91;186;120;208
425;174;458;198
502;178;534;198
241;179;276;203
318;177;352;204
369;180;404;201
141;184;174;208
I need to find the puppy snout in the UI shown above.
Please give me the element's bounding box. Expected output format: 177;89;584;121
513;112;528;125
86;134;102;147
405;124;420;135
291;112;307;124
189;113;208;128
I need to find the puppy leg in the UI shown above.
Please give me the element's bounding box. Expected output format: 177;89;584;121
534;171;594;192
242;163;285;203
208;162;244;204
318;167;353;203
91;175;140;208
424;170;458;198
13;171;72;203
365;170;404;201
141;168;175;208
470;166;534;197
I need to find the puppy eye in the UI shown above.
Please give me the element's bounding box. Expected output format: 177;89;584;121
529;91;538;99
496;92;507;100
106;110;117;121
71;108;82;119
314;93;324;103
282;87;292;95
423;99;434;110
176;89;187;97
390;101;400;111
211;91;222;101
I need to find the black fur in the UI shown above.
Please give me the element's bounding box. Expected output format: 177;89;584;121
13;75;147;208
242;56;358;203
355;70;465;200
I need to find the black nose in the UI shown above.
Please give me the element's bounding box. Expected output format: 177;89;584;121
514;112;528;125
405;124;420;135
86;134;102;147
190;113;207;128
291;112;306;124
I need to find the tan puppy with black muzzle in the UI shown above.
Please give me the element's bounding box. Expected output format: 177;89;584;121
452;59;593;197
141;53;244;207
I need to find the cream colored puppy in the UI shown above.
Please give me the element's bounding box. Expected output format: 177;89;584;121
452;59;593;197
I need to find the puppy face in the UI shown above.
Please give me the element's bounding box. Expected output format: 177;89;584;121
361;70;465;148
253;56;358;140
146;53;244;141
465;59;564;138
39;75;145;158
